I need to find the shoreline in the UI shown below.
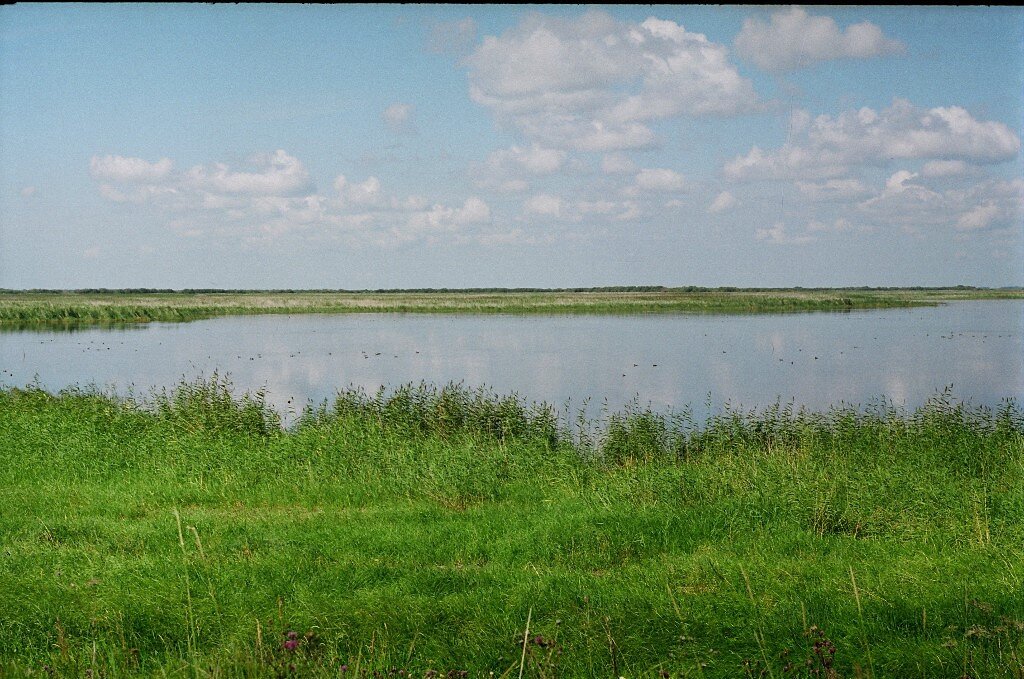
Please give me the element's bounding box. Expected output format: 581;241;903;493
2;287;1022;325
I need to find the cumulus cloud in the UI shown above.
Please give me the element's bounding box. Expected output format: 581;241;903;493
406;197;491;234
97;183;179;204
383;103;414;133
633;168;686;192
725;100;1020;181
755;222;815;245
90;155;174;182
90;150;501;247
186;150;313;196
735;7;904;72
857;174;1023;235
708;190;738;213
465;10;757;151
348;177;383;206
472;144;568;193
795;178;871;201
956;203;1002;231
523;193;565;217
487;145;566;175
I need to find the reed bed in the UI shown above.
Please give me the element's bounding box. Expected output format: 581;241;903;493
2;287;1021;325
1;377;1022;677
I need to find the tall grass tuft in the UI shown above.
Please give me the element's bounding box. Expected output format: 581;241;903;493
319;381;561;447
151;372;281;438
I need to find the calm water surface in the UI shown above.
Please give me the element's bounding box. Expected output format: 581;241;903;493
2;300;1021;421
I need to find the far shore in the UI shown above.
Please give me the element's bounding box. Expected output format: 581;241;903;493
1;286;1021;325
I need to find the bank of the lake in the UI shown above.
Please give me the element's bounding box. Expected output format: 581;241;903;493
2;287;1022;325
1;379;1021;677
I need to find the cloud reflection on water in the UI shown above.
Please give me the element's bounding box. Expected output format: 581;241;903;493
1;302;1020;423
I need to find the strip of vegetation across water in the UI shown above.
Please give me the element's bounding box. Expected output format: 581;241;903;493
1;377;1022;677
1;286;1021;325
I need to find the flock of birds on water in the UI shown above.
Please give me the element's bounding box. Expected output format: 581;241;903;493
1;327;1016;397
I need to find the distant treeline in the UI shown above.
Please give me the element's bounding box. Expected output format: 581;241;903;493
0;284;1017;294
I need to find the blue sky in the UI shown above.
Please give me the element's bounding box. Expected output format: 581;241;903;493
1;5;1021;288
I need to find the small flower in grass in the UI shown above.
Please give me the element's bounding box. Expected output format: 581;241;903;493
283;630;299;652
340;664;349;674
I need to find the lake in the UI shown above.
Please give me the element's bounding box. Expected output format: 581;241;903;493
1;300;1021;422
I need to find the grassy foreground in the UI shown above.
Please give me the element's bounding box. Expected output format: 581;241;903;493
1;287;1022;325
1;378;1022;678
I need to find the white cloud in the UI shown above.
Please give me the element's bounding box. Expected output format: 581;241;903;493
735;7;904;72
186;150;312;196
523;193;564;217
406;197;492;234
755;222;816;245
724;144;847;181
857;175;1024;235
333;175;349;195
884;170;918;193
473;144;567;193
487;145;566;175
90;155;174;182
395;194;429;212
634;168;686;192
97;183;178;204
614;201;640;221
708;190;738;213
347;176;383;206
20;186;36;197
383;103;415;133
465;10;757;151
795;178;871;201
334;175;383;206
455;197;491;224
956;203;1001;231
726;100;1020;181
89;150;501;247
383;103;411;125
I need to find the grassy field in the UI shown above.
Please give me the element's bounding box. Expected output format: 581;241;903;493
1;378;1022;677
1;287;1022;325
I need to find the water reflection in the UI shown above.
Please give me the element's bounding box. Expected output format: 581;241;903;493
1;301;1020;421
0;321;148;334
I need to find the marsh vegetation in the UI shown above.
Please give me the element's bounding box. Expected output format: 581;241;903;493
1;377;1021;677
2;287;1022;325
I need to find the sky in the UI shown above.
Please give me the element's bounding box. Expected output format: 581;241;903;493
1;4;1022;289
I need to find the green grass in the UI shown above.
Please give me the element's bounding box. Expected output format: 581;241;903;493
1;287;1022;326
1;377;1022;677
